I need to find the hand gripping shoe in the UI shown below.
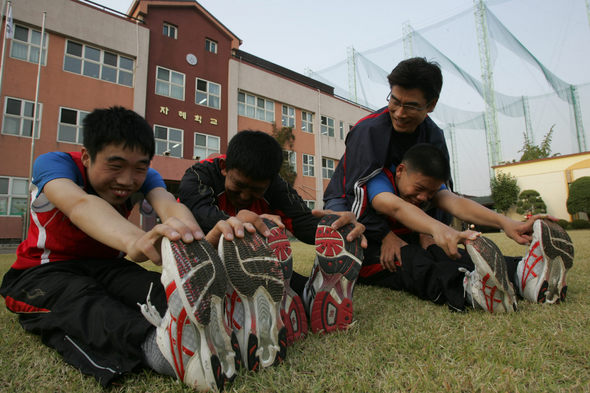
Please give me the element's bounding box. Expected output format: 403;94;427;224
304;214;363;333
516;219;574;303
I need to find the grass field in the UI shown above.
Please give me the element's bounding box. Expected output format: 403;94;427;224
1;230;589;392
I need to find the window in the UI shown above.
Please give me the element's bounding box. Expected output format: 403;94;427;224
205;38;217;54
64;40;134;87
302;154;315;177
10;24;48;65
304;200;316;210
154;125;183;158
195;78;221;109
155;66;185;100
301;111;313;133
339;121;345;139
58;107;89;144
322;158;335;179
0;177;29;216
2;97;41;138
193;133;220;161
238;92;274;122
282;105;295;128
163;23;177;39
321;115;335;137
283;150;296;173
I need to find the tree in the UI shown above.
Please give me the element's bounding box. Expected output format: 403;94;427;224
567;176;590;216
271;124;297;186
490;172;520;214
516;189;547;215
519;125;557;162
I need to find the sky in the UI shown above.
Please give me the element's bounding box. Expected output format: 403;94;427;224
94;0;590;196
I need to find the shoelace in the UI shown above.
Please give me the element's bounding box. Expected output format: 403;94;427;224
137;282;163;327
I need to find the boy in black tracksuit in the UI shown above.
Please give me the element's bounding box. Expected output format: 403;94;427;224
178;130;366;342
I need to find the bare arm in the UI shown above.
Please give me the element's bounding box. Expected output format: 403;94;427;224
435;190;534;244
372;191;477;258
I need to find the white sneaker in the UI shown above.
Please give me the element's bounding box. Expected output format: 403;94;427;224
140;238;239;391
516;219;574;303
219;231;286;371
463;236;517;313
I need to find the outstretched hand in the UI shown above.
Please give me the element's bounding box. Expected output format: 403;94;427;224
432;226;480;259
503;214;557;245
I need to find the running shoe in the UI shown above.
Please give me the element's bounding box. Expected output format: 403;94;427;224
303;214;363;333
262;218;308;345
516;219;574;303
463;236;517;313
220;231;287;371
140;238;240;391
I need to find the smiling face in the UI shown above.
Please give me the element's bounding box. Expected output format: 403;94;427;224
221;167;270;210
395;163;443;206
81;143;150;206
387;85;437;133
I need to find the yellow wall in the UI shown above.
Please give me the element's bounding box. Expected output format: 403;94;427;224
493;153;590;221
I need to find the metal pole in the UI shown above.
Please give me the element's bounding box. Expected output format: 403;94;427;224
23;11;46;239
0;0;10;98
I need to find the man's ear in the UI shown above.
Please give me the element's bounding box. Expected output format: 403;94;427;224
427;98;438;113
81;148;91;168
396;163;406;178
219;158;227;176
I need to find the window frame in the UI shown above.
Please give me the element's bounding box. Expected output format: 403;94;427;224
193;132;220;161
205;38;218;54
2;97;42;138
163;23;178;39
320;115;335;137
237;92;275;123
153;124;184;158
281;105;296;128
302;154;315;177
195;78;221;110
57;107;89;145
301;111;314;133
10;24;48;65
63;39;134;87
0;176;29;217
155;65;185;101
322;157;335;179
283;150;297;173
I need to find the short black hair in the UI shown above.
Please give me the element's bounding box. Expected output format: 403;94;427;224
225;130;283;181
387;57;443;103
402;143;450;182
83;106;155;161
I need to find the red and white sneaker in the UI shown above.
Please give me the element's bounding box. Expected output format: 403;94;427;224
140;238;240;391
262;218;308;345
463;236;517;313
303;214;363;333
220;231;287;371
517;219;574;303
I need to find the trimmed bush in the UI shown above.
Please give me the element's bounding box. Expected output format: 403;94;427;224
556;219;570;229
571;219;590;229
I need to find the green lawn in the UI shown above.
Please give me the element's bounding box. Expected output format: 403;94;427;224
1;230;589;392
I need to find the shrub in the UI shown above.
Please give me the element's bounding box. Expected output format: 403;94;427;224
571;219;590;229
556;219;570;229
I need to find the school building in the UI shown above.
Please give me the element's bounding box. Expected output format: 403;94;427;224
493;151;590;221
0;0;371;242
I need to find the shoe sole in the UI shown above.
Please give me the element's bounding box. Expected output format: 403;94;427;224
263;218;308;345
466;236;517;313
538;220;574;303
310;215;363;333
220;232;287;371
162;238;241;389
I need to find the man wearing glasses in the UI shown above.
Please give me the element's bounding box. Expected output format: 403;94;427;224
324;57;454;303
